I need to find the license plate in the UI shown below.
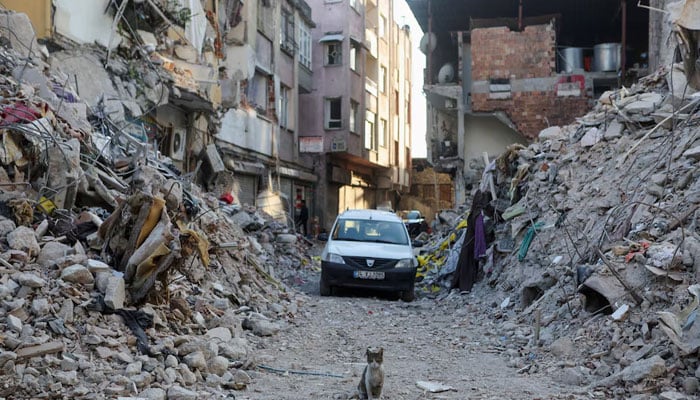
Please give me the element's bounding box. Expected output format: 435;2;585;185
353;270;385;280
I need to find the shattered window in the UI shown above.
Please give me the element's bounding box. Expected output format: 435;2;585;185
326;42;342;66
281;7;295;54
250;71;269;112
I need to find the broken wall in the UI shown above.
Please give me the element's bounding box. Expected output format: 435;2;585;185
470;23;590;138
217;108;274;156
471;24;555;81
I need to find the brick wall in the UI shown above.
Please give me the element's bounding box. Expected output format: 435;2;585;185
470;22;590;138
471;23;556;81
472;92;589;139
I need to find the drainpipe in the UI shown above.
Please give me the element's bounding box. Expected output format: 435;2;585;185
428;0;432;85
621;0;627;80
518;0;523;31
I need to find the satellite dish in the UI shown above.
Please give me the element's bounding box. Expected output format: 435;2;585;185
438;63;454;83
419;32;437;54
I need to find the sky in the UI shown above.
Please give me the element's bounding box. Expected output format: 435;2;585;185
393;0;427;158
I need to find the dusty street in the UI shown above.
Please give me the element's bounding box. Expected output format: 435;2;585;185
241;262;584;400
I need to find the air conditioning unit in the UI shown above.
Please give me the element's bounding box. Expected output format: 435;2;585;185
170;127;187;161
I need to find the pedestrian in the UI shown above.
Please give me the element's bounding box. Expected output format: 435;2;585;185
298;199;309;236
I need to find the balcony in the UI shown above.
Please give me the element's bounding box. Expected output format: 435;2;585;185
365;29;378;59
365;77;378;97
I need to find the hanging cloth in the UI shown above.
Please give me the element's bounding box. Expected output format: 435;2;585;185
474;213;487;260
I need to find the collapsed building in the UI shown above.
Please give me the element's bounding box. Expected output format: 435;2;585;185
407;0;652;205
409;1;700;397
2;0;319;224
0;2;321;398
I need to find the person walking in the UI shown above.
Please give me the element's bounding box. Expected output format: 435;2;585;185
298;199;309;236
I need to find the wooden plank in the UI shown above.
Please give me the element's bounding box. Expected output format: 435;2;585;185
16;341;64;359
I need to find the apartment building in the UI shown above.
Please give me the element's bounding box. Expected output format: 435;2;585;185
216;0;318;219
300;0;413;230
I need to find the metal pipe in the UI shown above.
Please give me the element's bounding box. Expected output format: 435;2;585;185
519;0;523;30
428;0;433;85
621;0;627;79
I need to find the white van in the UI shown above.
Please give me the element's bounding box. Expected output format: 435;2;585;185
320;209;418;301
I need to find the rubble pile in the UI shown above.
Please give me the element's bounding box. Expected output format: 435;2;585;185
0;8;312;400
418;65;700;396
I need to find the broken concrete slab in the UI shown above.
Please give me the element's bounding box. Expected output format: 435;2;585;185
538;126;563;141
0;11;42;59
603;120;624;140
683;145;700;161
104;276;125;309
46;139;81;211
7;226;40;257
15;272;46;288
37;242;73;268
50;51;125;122
60;264;95;285
580;127;603;147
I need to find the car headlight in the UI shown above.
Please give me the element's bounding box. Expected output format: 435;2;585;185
324;253;345;264
395;258;414;268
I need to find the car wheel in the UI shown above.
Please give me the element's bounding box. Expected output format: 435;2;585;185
320;278;331;296
400;287;415;302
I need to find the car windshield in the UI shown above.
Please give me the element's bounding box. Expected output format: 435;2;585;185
331;218;409;245
406;211;421;219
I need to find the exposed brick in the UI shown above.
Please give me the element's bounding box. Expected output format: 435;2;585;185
470;21;589;138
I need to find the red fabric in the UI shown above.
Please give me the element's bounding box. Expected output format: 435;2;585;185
2;102;41;124
220;192;234;204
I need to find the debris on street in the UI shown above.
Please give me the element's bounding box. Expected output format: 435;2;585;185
0;6;313;398
410;19;700;397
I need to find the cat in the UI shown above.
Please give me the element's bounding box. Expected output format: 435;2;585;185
358;346;384;400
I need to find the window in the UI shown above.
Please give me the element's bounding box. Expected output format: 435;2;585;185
279;86;290;128
489;78;512;99
350;0;363;12
379;118;387;147
257;0;273;37
281;8;295;54
326;41;342;65
249;71;269;113
350;42;359;72
380;66;387;93
299;23;312;70
394;90;399;114
350;101;359;133
325;97;342;129
365;111;376;150
379;15;387;38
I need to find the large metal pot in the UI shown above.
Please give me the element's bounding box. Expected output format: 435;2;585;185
558;47;584;73
593;43;621;72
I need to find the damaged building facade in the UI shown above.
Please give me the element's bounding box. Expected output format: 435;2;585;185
299;0;413;228
5;0;318;223
407;0;650;204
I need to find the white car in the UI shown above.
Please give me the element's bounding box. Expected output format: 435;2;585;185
320;209;418;301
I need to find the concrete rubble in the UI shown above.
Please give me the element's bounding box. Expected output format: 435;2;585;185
413;53;700;398
0;6;313;399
